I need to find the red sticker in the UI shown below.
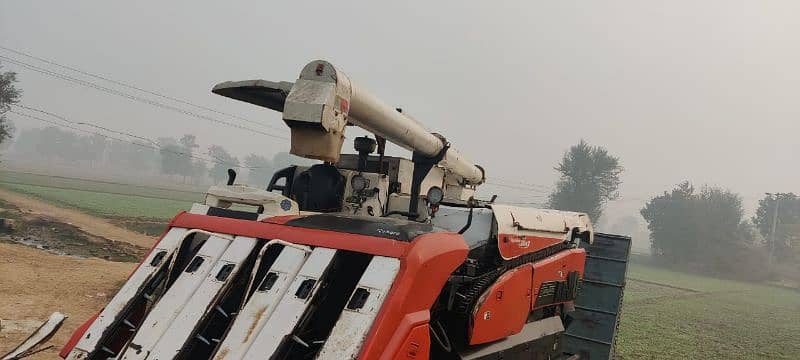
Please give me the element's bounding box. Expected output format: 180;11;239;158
340;98;349;113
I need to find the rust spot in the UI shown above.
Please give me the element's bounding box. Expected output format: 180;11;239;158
213;347;229;360
244;305;269;343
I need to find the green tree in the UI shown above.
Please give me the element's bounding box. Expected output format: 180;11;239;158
641;182;756;274
0;64;22;146
207;145;239;184
547;140;623;220
158;135;195;182
108;139;158;172
753;193;800;261
159;143;186;178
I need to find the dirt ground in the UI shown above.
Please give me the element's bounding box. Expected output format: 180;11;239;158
0;187;156;248
0;190;155;359
0;243;135;359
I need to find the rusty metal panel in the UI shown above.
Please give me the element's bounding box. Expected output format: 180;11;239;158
213;245;311;360
66;228;189;359
120;235;233;360
147;237;258;359
241;247;337;359
316;256;401;358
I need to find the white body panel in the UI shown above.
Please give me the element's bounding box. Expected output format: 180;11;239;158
147;237;258;360
241;247;337;359
66;228;189;360
121;236;232;360
490;204;594;246
213;246;310;360
317;256;401;359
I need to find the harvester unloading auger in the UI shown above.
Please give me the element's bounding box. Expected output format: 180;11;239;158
60;61;631;360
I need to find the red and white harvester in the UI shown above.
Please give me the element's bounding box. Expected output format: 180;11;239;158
61;61;631;360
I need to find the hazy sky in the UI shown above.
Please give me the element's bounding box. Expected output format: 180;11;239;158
2;1;799;221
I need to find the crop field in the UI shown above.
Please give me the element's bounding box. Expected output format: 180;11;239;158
617;264;800;359
0;170;201;220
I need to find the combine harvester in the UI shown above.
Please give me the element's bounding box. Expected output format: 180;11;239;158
60;61;631;360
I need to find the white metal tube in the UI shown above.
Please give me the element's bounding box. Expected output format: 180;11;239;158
347;81;484;184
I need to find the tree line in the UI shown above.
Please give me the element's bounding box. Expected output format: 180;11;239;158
6;125;307;187
548;140;798;280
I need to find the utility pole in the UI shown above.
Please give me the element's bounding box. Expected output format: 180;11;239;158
766;192;787;266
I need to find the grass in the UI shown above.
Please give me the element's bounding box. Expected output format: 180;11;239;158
0;182;195;220
0;170;204;202
618;263;800;359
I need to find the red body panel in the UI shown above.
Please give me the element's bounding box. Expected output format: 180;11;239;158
391;324;431;359
531;248;586;310
60;213;467;360
362;232;468;360
498;233;564;260
469;264;533;345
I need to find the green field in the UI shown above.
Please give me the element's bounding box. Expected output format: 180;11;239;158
0;171;201;220
0;183;195;219
1;171;799;359
618;264;800;359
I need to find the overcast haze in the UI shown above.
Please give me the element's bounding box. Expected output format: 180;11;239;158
2;1;799;221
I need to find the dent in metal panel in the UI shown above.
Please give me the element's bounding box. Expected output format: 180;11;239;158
213;246;310;360
67;228;189;358
147;237;258;360
316;256;400;359
120;236;232;360
241;247;337;359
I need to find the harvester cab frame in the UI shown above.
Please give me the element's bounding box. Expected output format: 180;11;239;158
60;60;631;360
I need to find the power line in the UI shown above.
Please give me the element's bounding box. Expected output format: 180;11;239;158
0;44;288;133
14;104;160;146
0;55;289;141
484;181;550;194
490;177;552;191
9;109;263;169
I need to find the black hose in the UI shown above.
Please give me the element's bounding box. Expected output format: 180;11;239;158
458;207;474;234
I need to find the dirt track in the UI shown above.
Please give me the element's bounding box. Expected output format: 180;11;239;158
0;187;156;248
0;190;153;359
0;242;135;359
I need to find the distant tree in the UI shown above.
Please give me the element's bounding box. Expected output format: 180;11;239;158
207;145;239;184
0;64;22;146
7;127;40;157
244;154;273;187
108;139;158;173
159;143;187;178
36;126;78;163
641;182;755;274
192;160;207;184
87;133;108;167
179;134;199;154
753;193;800;261
158;135;194;182
547;140;623;221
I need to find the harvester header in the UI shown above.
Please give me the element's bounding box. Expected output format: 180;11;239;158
59;59;631;360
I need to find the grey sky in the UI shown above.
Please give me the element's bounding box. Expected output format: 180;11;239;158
2;1;798;220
